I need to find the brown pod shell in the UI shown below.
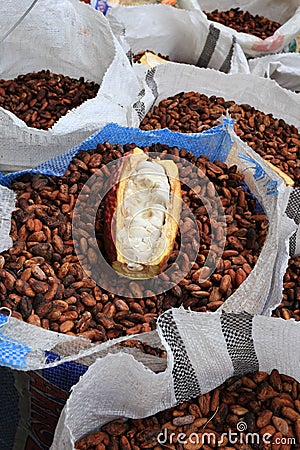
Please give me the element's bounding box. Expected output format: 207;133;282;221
103;147;181;279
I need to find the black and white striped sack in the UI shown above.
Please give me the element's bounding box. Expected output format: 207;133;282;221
51;309;300;449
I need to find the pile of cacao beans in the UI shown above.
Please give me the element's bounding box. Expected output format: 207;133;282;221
139;89;300;321
0;142;268;342
75;370;300;449
140;92;300;187
272;257;300;321
0;70;100;130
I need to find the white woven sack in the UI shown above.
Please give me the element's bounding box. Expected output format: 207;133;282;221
0;186;16;253
194;0;300;57
0;122;297;371
249;53;300;92
0;0;140;171
107;4;249;74
130;63;300;128
51;309;300;449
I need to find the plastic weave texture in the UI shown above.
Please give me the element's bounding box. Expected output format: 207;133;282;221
0;314;30;369
43;351;88;392
0;122;234;186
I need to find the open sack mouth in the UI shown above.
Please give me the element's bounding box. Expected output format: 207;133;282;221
204;8;282;40
0;70;100;131
140;91;299;187
74;368;300;450
0;139;268;343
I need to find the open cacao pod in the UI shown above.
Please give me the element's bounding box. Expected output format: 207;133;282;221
103;147;182;279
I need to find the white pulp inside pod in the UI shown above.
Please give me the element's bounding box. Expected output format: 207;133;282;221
116;159;171;270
